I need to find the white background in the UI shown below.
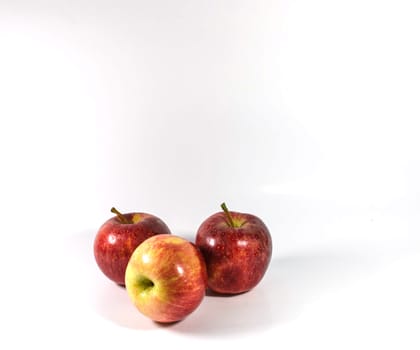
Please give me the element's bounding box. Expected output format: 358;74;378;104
1;0;419;349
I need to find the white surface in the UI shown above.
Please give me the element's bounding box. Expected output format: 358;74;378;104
1;1;420;349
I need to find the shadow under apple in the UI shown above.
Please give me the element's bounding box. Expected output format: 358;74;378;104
171;246;402;336
60;229;155;330
63;230;411;334
92;278;159;330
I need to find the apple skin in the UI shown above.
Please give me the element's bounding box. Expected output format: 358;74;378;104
195;210;272;294
125;234;207;323
94;212;171;286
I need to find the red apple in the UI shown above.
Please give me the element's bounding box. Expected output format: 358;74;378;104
195;202;272;294
93;207;171;285
125;234;207;323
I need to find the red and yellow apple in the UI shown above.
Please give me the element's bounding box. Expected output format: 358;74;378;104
125;234;207;323
195;203;272;294
93;207;171;285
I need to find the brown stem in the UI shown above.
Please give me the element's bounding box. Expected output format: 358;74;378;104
220;202;235;227
111;207;130;224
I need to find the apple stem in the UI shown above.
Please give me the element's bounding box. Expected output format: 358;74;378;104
221;202;235;228
111;207;130;224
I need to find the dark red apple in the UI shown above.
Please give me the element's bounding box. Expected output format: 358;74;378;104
195;202;272;294
94;207;171;285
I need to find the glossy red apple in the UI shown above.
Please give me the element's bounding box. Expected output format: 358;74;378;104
93;207;171;285
195;202;272;294
125;234;207;323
